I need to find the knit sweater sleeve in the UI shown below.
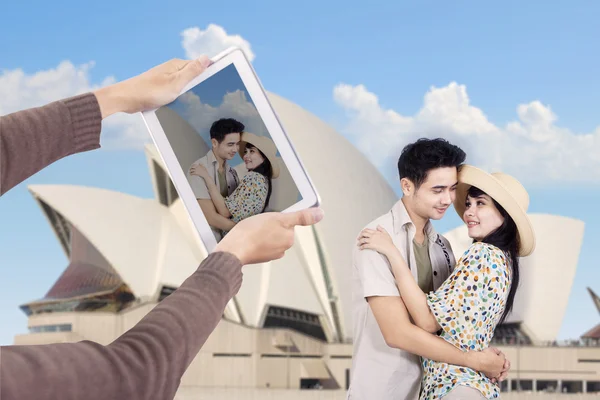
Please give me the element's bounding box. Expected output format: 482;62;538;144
1;251;243;400
0;94;245;399
0;92;101;196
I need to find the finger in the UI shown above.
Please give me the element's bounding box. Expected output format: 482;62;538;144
283;207;324;228
177;55;211;85
499;370;508;382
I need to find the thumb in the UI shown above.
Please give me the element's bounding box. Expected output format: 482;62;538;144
178;55;211;86
283;207;324;228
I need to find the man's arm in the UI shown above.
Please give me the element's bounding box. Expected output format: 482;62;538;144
198;199;236;231
368;296;504;378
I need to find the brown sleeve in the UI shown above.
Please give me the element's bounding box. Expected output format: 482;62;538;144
0;93;102;196
1;251;243;400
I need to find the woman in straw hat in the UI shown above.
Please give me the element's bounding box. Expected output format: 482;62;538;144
190;132;280;229
357;165;535;399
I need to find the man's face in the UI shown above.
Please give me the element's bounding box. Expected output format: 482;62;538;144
212;133;240;161
405;167;458;221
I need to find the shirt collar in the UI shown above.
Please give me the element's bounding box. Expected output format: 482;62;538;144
207;149;230;170
391;199;437;240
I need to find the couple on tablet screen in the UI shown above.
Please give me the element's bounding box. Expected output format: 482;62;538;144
349;138;536;399
186;118;279;241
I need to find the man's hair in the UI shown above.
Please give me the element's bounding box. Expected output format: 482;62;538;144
397;138;466;189
210;118;245;143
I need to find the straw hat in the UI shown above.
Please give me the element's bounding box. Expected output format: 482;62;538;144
238;132;280;179
454;165;536;257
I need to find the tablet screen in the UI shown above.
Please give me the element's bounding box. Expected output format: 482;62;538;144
155;63;303;243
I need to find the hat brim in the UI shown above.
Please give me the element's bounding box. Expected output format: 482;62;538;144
238;134;280;179
454;165;536;257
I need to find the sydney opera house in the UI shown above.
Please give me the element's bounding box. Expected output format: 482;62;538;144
13;93;600;398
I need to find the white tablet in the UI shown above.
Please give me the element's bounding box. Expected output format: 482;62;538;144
141;47;320;253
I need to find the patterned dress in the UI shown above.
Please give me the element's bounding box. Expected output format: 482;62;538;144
224;171;269;223
421;242;511;399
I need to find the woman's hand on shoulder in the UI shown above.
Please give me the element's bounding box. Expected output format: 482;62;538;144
189;164;209;178
357;225;395;256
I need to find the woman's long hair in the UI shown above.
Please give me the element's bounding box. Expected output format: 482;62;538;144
467;186;520;326
246;143;272;212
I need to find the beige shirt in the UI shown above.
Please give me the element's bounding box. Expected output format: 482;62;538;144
347;199;456;400
187;150;239;240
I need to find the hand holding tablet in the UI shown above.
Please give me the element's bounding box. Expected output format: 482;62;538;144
141;47;321;253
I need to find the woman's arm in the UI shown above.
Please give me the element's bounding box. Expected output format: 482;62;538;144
359;226;440;332
386;250;440;332
204;175;231;218
189;165;232;218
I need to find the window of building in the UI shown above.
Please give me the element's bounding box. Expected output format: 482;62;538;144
29;324;72;333
263;306;326;341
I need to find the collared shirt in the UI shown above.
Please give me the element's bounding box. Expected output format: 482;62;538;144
347;199;456;400
187;150;240;240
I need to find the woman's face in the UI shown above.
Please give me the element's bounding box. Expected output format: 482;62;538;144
243;145;265;170
463;193;505;241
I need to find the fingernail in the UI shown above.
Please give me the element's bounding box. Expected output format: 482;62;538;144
312;208;324;222
198;55;211;68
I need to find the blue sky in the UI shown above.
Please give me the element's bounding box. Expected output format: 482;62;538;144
1;1;599;345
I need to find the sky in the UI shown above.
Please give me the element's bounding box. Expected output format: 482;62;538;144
1;0;599;345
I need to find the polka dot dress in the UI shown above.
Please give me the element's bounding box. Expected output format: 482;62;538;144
421;242;511;399
224;171;268;223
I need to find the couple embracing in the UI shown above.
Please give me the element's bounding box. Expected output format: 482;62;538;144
348;138;535;399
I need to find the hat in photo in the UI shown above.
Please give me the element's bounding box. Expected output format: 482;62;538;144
454;165;536;257
238;132;280;179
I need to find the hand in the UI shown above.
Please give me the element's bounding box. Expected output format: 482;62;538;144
189;164;209;178
467;347;506;381
495;351;511;383
357;225;395;256
94;55;213;118
215;207;325;265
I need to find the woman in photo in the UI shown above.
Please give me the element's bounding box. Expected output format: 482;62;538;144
357;166;535;399
190;132;280;229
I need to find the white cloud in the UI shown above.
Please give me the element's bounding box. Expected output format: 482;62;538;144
181;24;255;62
333;82;600;184
0;61;106;115
0;61;149;150
176;89;269;137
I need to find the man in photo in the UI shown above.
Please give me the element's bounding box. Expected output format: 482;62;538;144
187;118;244;241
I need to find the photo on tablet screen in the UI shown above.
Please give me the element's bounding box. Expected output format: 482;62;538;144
154;64;302;243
